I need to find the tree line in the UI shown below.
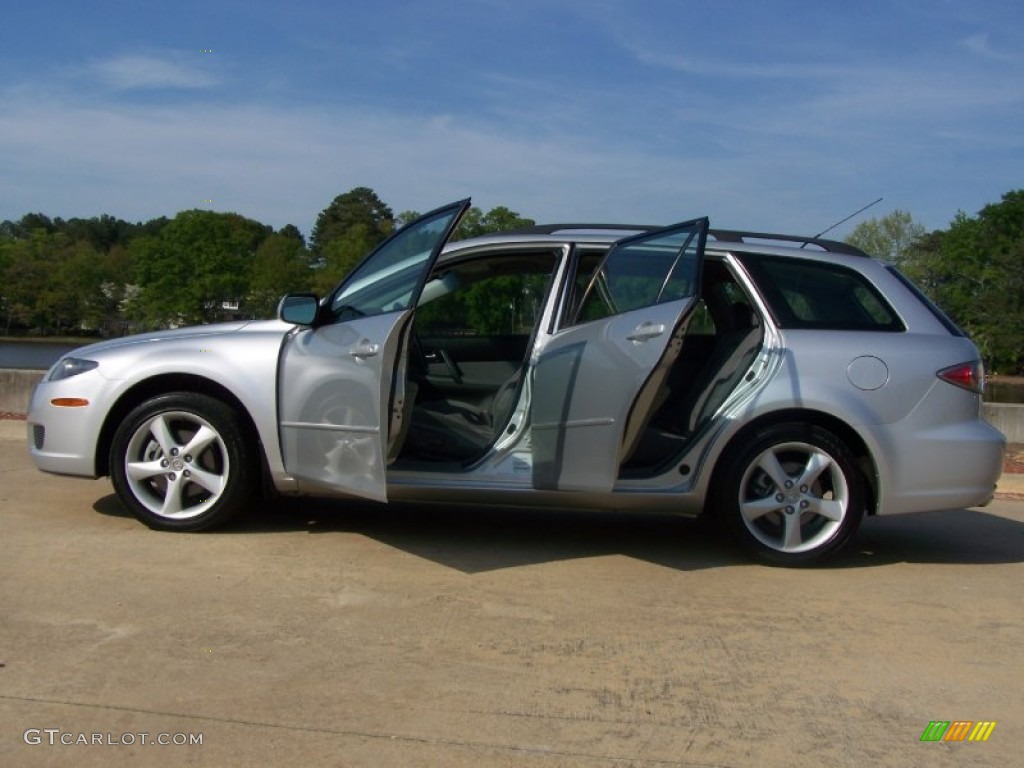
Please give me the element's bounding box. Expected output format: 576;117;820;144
0;187;533;337
846;189;1024;375
2;185;1021;373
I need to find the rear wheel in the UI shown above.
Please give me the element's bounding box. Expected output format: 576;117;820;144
716;423;865;565
110;393;255;531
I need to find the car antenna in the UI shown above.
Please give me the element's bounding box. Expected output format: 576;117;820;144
802;197;884;246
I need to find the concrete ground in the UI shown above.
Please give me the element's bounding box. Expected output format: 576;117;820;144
1;419;1021;768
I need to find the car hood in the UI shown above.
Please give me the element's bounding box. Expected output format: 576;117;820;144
68;319;294;358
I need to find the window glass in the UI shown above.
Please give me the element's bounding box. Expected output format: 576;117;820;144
416;255;556;336
687;298;716;334
568;250;608;324
330;205;462;320
721;280;754;313
740;255;904;331
574;224;703;324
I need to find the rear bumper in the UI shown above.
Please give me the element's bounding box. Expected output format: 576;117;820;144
873;411;1005;516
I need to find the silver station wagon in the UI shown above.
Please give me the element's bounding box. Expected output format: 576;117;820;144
27;200;1005;565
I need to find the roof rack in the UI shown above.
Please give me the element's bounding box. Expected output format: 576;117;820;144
707;229;869;257
500;223;660;236
498;224;869;257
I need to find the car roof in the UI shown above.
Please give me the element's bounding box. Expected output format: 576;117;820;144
447;225;871;260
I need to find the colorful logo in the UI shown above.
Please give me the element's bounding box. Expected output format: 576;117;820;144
920;721;996;742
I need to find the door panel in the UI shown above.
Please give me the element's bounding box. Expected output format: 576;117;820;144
279;311;409;501
277;199;470;501
532;218;708;492
532;299;692;491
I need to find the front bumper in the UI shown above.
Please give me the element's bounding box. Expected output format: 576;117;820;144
26;375;109;478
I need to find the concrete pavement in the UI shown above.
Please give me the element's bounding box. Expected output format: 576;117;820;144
1;419;1022;767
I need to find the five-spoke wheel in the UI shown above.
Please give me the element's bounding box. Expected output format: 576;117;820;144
717;424;865;565
110;393;254;531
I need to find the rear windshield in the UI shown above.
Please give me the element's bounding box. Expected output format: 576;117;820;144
739;254;905;332
886;266;965;337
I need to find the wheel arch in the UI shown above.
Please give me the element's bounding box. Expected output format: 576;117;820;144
95;374;265;485
708;408;879;516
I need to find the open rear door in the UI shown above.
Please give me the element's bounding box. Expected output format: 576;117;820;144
532;218;708;492
277;200;470;501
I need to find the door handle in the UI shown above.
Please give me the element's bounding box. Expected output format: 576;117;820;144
626;322;665;342
350;339;380;359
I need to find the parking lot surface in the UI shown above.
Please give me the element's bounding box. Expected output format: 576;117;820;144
1;421;1021;767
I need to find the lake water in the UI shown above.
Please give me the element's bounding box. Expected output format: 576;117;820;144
0;341;83;370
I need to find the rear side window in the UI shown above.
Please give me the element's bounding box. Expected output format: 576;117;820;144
739;255;905;332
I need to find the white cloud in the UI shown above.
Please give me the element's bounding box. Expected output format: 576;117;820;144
960;32;1017;62
0;95;820;236
1;28;1022;243
91;53;222;90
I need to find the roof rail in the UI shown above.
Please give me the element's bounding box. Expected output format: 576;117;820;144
500;223;659;236
708;229;869;257
498;224;869;257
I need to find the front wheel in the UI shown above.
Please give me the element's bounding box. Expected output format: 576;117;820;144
716;423;866;566
110;393;255;531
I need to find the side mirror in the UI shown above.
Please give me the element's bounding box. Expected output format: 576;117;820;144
278;293;320;326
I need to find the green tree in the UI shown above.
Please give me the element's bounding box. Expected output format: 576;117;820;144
309;187;395;292
278;223;306;247
845;210;925;264
310;187;393;262
901;190;1024;373
248;232;312;317
394;210;422;229
128;210;270;328
0;237;39;334
54;238;105;332
0;230;90;335
414;204;538;334
453;205;534;240
61;214;137;252
94;243;134;335
312;223;375;295
10;212;57;237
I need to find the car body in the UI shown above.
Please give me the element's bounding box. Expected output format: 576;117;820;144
27;199;1005;564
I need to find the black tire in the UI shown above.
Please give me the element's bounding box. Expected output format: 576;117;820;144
715;423;865;566
109;392;255;531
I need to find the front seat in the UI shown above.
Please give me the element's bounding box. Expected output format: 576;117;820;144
403;369;523;462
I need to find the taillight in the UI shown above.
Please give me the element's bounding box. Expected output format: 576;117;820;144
937;361;984;394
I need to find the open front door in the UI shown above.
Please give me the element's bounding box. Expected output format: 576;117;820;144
532;218;708;492
278;199;470;501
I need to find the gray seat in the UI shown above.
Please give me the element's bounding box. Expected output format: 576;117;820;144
624;301;762;470
670;301;761;436
403;370;523;461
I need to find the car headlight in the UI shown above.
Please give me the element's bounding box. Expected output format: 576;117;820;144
49;357;99;381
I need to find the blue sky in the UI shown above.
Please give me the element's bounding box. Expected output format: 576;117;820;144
2;0;1022;240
